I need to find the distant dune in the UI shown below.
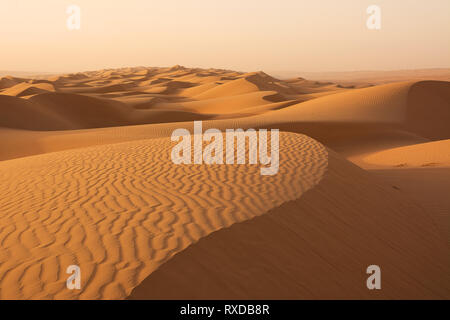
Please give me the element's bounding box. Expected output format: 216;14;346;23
281;68;450;82
0;66;449;299
272;68;450;86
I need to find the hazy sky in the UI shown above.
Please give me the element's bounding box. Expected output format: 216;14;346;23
1;0;449;73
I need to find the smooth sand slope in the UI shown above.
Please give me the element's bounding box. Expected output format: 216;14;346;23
0;66;449;299
363;139;450;168
360;139;450;248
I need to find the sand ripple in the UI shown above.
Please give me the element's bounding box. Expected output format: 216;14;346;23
0;132;327;299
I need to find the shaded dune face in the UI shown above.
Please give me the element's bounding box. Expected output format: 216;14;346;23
405;81;450;140
0;132;328;299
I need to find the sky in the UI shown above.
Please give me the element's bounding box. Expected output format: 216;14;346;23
1;0;449;73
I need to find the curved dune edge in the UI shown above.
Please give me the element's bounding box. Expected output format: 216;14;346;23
363;139;450;168
129;151;450;300
0;132;328;299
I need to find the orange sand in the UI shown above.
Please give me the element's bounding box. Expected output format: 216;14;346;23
0;66;448;299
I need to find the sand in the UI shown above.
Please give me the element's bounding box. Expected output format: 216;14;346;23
0;66;448;299
363;139;450;168
0;133;328;299
275;68;450;86
130;152;449;299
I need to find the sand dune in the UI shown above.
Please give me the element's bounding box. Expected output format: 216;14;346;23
363;139;450;168
370;167;450;249
0;76;24;89
245;80;450;160
0;92;213;132
259;80;450;137
193;77;262;100
0;132;328;299
28;93;130;129
275;68;450;85
0;95;74;131
0;66;348;134
406;81;450;140
130;152;449;299
0;66;449;300
2;82;56;97
361;140;450;247
2;78;447;159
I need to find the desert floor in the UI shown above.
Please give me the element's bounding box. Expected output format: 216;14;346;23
0;66;449;299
